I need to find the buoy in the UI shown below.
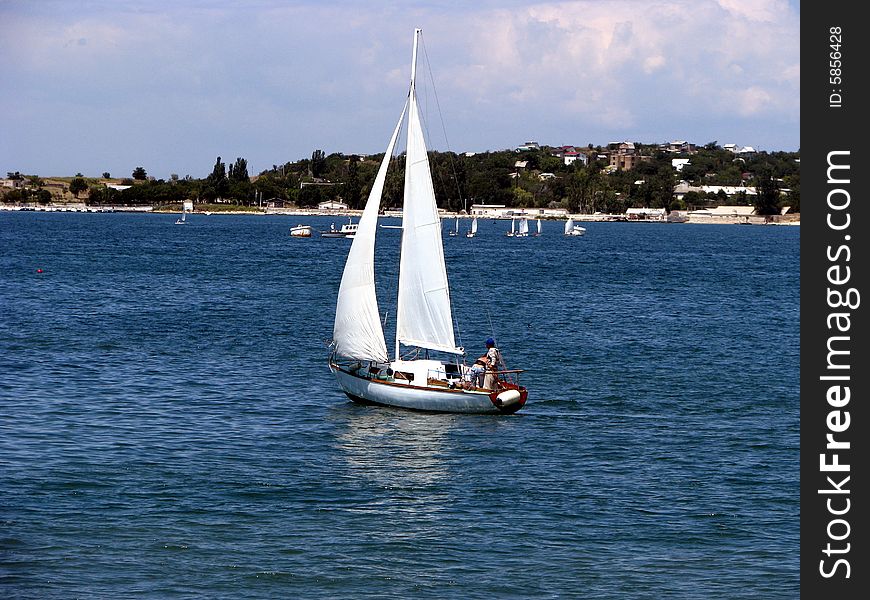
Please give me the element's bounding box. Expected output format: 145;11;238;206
496;389;521;407
36;268;44;273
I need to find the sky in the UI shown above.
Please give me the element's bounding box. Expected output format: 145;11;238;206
0;0;800;179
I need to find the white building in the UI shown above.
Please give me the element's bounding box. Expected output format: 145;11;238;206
469;204;567;218
625;207;667;220
672;158;690;172
317;200;348;211
673;181;757;201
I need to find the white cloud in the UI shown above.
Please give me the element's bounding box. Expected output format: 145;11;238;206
0;0;800;176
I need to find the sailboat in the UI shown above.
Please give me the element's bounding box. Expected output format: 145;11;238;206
175;200;192;224
466;217;477;238
448;215;459;236
328;29;527;414
516;217;529;238
564;217;586;236
506;218;516;237
535;218;542;236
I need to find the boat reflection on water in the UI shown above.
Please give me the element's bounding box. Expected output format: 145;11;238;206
330;405;453;492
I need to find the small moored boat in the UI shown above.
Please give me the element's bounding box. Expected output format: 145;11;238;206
290;224;312;237
321;219;357;238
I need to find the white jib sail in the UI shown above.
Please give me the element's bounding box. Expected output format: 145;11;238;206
395;29;462;357
471;218;477;234
332;102;408;362
565;218;573;234
519;218;529;235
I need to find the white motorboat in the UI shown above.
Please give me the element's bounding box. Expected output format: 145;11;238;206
321;218;358;238
290;224;312;237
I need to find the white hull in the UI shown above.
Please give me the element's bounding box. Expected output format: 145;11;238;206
330;363;523;414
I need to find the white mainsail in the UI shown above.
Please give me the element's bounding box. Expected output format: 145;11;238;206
518;218;529;236
332;103;408;362
395;29;462;358
536;219;541;235
470;217;477;235
564;218;573;234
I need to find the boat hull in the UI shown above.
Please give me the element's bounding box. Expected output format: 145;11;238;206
329;363;526;414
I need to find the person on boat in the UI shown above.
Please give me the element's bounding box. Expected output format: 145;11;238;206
483;338;502;390
465;356;489;389
485;338;502;370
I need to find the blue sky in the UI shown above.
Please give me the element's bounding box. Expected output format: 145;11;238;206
0;0;800;179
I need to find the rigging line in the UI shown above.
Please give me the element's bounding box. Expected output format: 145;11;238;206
420;33;465;209
414;56;453;211
465;217;498;349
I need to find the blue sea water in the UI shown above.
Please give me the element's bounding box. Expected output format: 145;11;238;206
1;213;799;599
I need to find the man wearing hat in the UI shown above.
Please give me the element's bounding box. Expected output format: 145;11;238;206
483;338;502;389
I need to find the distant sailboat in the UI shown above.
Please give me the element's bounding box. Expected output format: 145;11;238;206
564;217;586;236
466;217;477;238
506;218;516;237
448;215;459;236
535;218;542;236
516;217;529;238
328;28;528;414
175;200;193;224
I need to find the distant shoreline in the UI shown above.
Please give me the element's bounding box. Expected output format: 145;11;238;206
0;203;800;226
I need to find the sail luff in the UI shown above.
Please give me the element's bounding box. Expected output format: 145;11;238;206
332;102;408;362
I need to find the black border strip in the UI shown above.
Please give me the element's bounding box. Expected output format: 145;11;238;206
801;3;868;596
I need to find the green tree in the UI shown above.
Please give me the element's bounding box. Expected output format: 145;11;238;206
754;168;781;215
102;172;111;179
310;150;326;178
343;157;362;209
228;157;249;182
132;166;147;180
69;177;88;198
204;157;229;201
298;184;323;207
